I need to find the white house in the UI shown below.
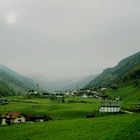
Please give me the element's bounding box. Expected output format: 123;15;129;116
1;112;25;125
100;88;107;91
99;101;121;113
82;95;88;98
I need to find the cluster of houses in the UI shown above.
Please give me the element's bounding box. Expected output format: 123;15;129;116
41;90;107;103
80;90;105;99
51;89;106;99
27;84;109;100
0;112;51;125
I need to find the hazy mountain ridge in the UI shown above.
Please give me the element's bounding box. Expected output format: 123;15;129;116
30;74;98;91
0;65;36;96
86;51;140;89
61;74;98;91
1;51;140;96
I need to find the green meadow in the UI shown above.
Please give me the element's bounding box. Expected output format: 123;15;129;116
0;114;140;140
106;86;140;108
0;87;140;140
0;96;100;120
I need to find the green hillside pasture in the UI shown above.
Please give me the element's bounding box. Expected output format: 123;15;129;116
0;114;140;140
107;86;140;108
0;97;100;120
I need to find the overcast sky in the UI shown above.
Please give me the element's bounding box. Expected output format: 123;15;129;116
0;0;140;80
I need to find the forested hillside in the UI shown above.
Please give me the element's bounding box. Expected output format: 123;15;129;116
0;65;36;96
86;51;140;89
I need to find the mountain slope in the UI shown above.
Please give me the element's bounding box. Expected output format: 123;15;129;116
0;65;36;96
119;64;140;86
86;51;140;89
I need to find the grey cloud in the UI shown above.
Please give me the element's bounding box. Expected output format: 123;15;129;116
0;0;140;80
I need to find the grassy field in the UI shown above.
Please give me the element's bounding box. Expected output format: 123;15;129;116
106;86;140;108
0;96;100;120
0;88;140;140
0;114;140;140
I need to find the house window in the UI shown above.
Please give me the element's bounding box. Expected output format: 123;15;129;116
101;109;104;112
107;108;109;112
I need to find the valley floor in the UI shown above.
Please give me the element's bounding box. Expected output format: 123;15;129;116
0;87;140;140
0;114;140;140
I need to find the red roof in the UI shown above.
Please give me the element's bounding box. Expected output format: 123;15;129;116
1;112;22;119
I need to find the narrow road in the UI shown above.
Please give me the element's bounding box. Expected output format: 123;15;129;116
122;110;134;114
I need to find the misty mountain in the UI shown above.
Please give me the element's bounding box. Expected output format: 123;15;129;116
30;74;98;92
0;65;36;96
86;51;140;89
61;74;98;90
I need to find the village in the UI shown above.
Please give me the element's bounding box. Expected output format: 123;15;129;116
28;87;109;99
0;87;125;126
1;85;140;126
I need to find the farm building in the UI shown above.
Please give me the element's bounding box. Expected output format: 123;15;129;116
1;112;25;125
26;114;49;122
99;101;121;113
